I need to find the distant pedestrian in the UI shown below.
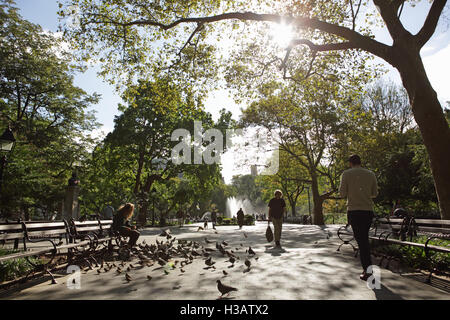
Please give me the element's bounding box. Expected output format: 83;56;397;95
102;205;114;220
268;190;286;248
112;203;140;248
236;208;244;229
177;209;184;227
211;210;217;229
339;154;378;281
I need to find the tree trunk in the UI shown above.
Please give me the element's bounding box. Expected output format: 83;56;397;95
310;173;325;225
393;43;450;220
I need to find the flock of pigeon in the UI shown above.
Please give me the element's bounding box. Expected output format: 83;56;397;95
92;228;257;298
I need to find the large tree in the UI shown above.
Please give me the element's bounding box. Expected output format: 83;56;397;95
59;0;450;219
0;2;99;218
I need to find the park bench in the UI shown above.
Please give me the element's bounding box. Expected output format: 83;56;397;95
0;219;123;286
336;216;450;283
67;219;124;265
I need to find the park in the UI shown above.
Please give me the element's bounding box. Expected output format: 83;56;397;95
0;0;449;303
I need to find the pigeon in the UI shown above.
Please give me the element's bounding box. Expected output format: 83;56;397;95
205;257;216;266
147;275;152;281
125;273;132;282
217;280;238;297
245;258;251;269
248;247;255;255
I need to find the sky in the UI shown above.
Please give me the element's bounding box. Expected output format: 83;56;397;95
13;0;450;183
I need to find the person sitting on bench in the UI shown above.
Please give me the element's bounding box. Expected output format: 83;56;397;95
112;203;140;248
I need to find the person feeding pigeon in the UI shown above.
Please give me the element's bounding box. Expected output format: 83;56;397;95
268;190;286;248
236;208;244;229
112;203;140;249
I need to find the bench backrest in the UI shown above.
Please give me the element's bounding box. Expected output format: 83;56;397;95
374;217;406;233
98;220;113;234
409;218;450;237
0;223;25;250
22;221;69;240
71;219;114;237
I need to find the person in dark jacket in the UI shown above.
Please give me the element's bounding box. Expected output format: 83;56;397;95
211;210;217;229
236;208;244;229
268;190;286;248
112;203;140;248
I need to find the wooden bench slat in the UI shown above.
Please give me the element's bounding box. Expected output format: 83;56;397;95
27;230;67;237
0;224;23;231
24;222;66;229
415;226;450;234
0;248;56;263
0;232;25;240
75;226;102;232
378;218;404;223
413;219;450;225
73;221;99;226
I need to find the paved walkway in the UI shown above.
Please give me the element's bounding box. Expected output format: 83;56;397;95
1;222;448;300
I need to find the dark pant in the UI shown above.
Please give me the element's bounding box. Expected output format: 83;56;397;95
347;210;374;272
118;226;140;247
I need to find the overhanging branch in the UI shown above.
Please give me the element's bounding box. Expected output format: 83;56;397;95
416;0;447;48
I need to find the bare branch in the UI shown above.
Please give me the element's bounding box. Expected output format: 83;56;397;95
416;0;447;48
178;22;204;55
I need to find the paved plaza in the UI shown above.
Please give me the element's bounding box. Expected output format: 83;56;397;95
1;222;448;300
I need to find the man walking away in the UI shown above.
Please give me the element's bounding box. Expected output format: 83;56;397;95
211;210;217;229
339;155;378;281
268;190;286;248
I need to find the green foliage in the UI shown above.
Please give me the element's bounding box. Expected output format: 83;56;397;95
0;248;40;282
244;214;255;225
372;236;450;272
0;1;100;218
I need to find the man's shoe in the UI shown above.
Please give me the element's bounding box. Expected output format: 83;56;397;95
359;272;372;281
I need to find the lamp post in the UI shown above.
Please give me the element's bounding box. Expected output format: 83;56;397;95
151;187;157;227
0;125;16;195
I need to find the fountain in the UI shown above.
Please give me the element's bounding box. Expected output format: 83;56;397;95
225;197;255;218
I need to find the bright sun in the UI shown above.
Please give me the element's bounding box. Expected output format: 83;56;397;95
270;22;295;48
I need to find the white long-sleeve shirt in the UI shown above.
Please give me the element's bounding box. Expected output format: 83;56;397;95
339;167;378;211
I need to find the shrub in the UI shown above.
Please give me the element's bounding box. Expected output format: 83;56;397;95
0;248;40;282
222;218;232;225
244;214;255;225
371;236;450;272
